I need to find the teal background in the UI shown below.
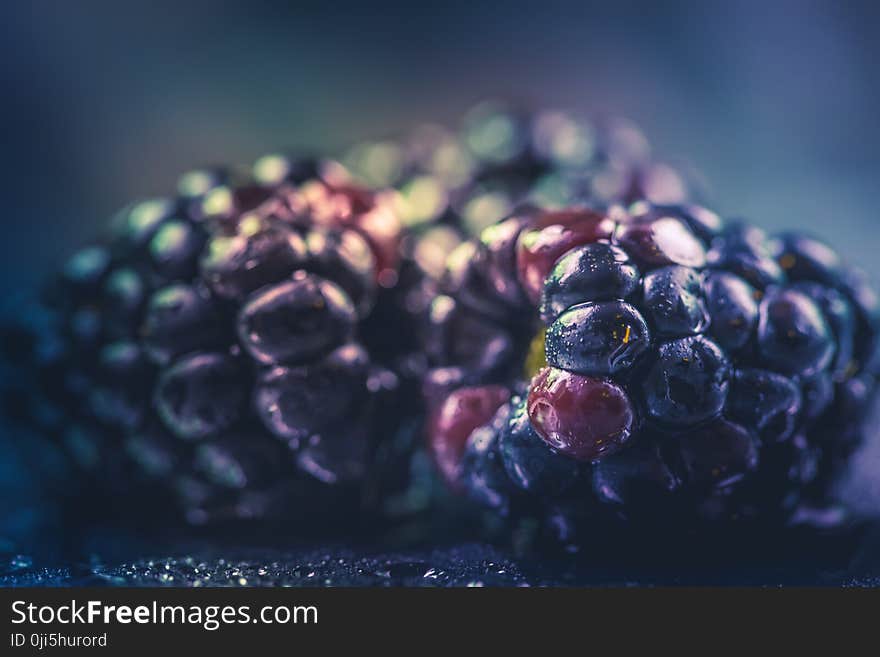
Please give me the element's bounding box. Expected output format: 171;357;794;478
2;0;879;310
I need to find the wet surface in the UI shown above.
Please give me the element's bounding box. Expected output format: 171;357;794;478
3;536;880;587
1;543;532;588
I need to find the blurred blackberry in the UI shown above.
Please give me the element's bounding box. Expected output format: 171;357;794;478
424;198;879;548
334;102;703;287
6;156;432;535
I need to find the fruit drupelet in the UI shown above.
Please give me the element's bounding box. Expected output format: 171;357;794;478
425;200;879;540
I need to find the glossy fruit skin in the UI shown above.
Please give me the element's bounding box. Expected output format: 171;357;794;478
799;371;834;421
756;288;834;377
498;396;581;496
98;341;153;383
149;219;206;281
527;367;635;462
155;352;247;441
303;229;376;317
193;428;289;490
90;341;154;429
141;284;228;366
300;181;403;282
591;438;679;517
444;240;523;322
199;222;309;302
476;215;532;309
769;232;842;285
294;425;373;485
628;202;724;244
237;273;357;365
703;270;758;351
614;216;706;270
661;204;723;243
789;281;855;377
516;209;616;303
103;268;147;330
545;301;651;376
459;405;518;513
641;336;731;427
707;222;785;290
425;295;518;381
725;369;802;444
641;265;709;337
426;385;509;485
540;242;640;322
673;418;760;491
252;343;369;445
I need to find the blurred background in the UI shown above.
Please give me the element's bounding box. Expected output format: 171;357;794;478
3;0;880;300
1;0;879;553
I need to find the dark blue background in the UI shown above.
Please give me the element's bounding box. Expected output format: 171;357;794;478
3;0;880;303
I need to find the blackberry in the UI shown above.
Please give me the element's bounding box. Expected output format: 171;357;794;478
545;301;651;375
425;200;879;543
9;158;428;533
331;102;673;520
